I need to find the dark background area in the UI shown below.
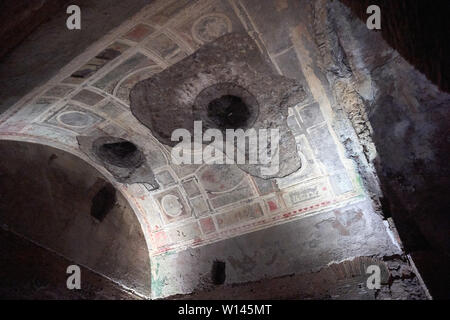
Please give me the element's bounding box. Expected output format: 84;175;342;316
340;0;450;93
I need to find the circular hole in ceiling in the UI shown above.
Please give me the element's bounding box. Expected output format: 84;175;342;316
207;95;251;130
94;138;144;168
193;82;259;132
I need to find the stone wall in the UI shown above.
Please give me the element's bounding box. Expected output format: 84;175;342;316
312;0;450;299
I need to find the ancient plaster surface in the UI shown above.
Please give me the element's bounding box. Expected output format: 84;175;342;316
0;0;435;299
152;199;403;298
0;0;364;261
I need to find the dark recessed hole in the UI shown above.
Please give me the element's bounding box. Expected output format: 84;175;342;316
48;154;58;164
379;196;392;219
90;183;116;222
211;260;226;285
97;140;144;168
207;95;251;130
193;83;259;136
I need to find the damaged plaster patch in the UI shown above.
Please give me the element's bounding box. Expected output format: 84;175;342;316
130;32;309;179
77;134;159;188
